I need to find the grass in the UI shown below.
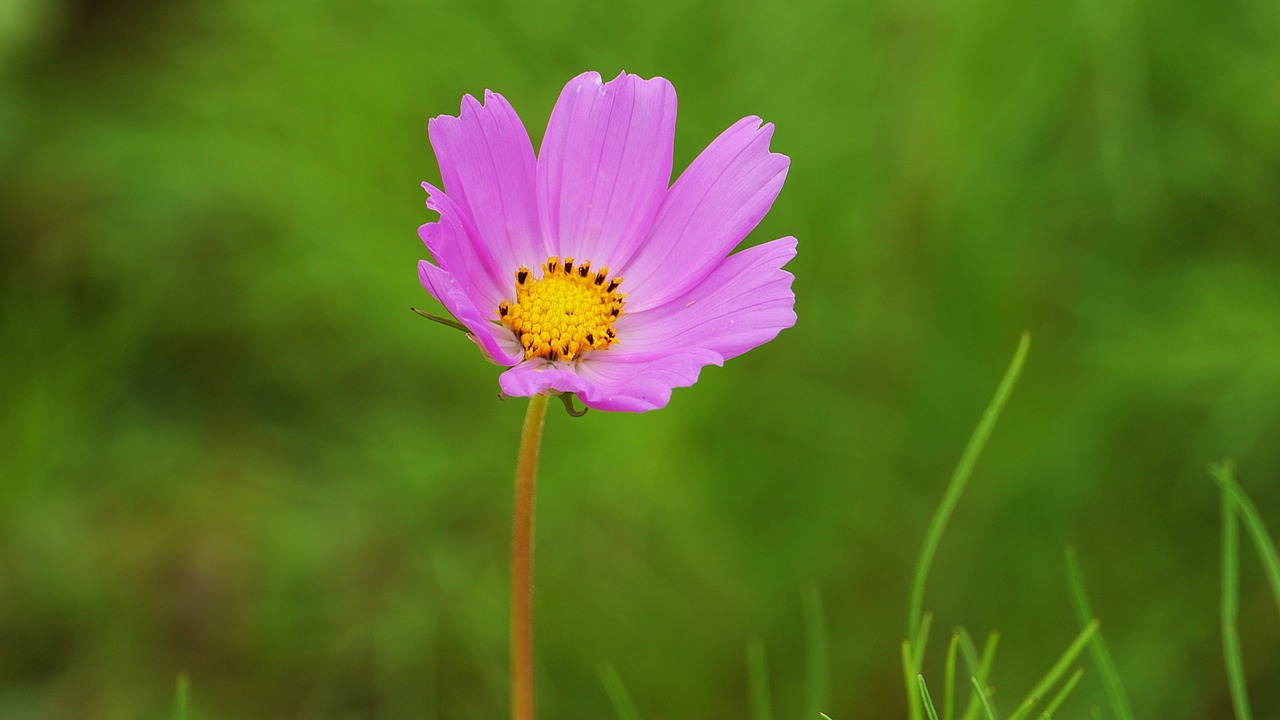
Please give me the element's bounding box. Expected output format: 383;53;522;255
1003;621;1097;720
1220;478;1252;720
904;333;1037;720
919;674;942;720
173;674;190;720
163;336;1280;720
803;585;831;720
1064;549;1134;720
897;332;1130;720
1040;668;1084;719
777;453;1280;720
746;638;775;720
1211;462;1280;618
892;337;1278;720
906;333;1034;646
1211;461;1280;720
599;663;642;720
969;675;999;720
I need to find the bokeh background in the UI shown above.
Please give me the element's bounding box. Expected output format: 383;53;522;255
3;0;1279;717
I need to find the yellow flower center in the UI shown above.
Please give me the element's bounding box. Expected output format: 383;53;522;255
497;257;626;362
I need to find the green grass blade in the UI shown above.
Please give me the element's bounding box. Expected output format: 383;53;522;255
1064;548;1134;720
978;632;1000;684
955;628;982;676
908;333;1031;643
906;612;934;720
1007;620;1098;720
819;714;834;720
1219;480;1254;720
1038;667;1084;719
597;663;642;720
803;585;830;720
747;638;775;720
1211;461;1280;618
920;675;942;720
905;639;924;720
969;675;1000;720
174;673;190;720
914;611;935;670
958;630;1000;720
944;633;960;720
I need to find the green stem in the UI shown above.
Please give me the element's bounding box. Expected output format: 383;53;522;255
512;394;549;720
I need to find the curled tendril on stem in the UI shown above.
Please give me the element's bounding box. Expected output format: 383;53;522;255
558;393;588;417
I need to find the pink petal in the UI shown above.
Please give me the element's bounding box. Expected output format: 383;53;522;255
537;71;676;268
617;237;797;360
428;91;542;276
418;260;523;366
620;117;789;312
418;184;506;312
498;347;723;413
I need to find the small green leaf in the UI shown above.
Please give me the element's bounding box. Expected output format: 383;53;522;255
411;307;470;333
558;392;588;417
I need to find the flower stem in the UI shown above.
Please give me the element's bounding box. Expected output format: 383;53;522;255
512;394;549;720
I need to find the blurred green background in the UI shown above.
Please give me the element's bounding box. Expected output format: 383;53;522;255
2;0;1279;717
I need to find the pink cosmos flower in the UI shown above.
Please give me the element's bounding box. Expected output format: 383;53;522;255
418;71;796;412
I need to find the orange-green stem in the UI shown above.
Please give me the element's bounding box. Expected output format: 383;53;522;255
512;394;549;720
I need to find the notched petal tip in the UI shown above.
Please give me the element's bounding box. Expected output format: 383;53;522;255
727;116;790;165
458;93;487;119
420;181;445;209
563;69;675;98
611;69;674;87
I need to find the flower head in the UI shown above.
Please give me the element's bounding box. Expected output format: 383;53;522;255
418;71;796;412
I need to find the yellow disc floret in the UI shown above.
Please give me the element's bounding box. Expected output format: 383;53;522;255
496;256;626;361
